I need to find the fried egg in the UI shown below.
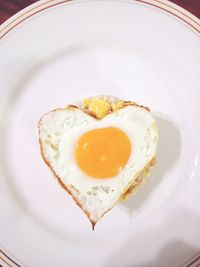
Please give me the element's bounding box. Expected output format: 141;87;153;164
39;97;158;228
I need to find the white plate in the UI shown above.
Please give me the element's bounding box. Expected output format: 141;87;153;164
0;0;200;266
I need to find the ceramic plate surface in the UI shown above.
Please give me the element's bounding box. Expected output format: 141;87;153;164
0;0;200;266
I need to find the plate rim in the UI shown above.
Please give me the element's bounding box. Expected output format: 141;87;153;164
0;0;199;39
0;0;199;266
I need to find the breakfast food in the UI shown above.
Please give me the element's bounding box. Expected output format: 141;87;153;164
38;96;158;228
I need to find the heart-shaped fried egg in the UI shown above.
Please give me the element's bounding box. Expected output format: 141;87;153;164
38;96;158;228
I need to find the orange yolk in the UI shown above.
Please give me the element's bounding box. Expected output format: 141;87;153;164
75;127;131;178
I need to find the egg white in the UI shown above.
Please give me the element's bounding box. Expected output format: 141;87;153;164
39;105;158;222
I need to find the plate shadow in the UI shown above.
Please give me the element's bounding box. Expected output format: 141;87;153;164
120;113;181;213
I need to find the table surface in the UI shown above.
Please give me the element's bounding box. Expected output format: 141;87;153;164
0;0;200;24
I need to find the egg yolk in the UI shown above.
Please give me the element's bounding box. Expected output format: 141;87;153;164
75;127;131;178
